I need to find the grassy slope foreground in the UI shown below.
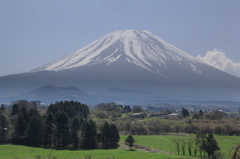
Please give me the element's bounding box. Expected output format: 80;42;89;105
0;135;238;159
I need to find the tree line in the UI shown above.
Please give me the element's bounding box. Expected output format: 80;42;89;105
172;131;220;158
0;101;120;148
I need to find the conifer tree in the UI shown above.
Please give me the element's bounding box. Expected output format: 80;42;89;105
125;135;135;149
181;108;190;117
205;133;220;158
81;119;97;148
0;114;9;143
101;122;110;147
14;107;28;143
71;116;80;148
25;110;43;146
44;113;54;147
0;104;5;114
11;104;19;116
54;111;69;147
109;124;120;146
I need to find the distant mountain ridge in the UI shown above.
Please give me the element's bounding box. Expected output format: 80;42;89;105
1;30;240;104
31;85;87;96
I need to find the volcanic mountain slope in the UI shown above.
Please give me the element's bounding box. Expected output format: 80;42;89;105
30;30;203;75
1;30;240;103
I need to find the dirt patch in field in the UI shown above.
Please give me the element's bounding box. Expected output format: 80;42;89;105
217;138;229;141
122;142;173;154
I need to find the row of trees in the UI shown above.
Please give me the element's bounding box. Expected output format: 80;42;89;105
173;131;220;158
1;101;120;148
113;116;240;136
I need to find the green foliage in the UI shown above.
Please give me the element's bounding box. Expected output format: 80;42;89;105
214;125;227;135
101;122;110;147
100;122;119;147
109;124;120;146
0;113;9;143
181;108;189;117
204;110;227;120
125;135;135;148
0;104;6;114
95;103;123;118
205;133;220;158
81;119;97;149
130;120;149;135
231;141;240;159
13;106;28;144
122;105;131;113
11;104;19;116
25;109;43;146
90;109;108;119
54;111;69;147
132;105;143;113
71;116;80;148
47;101;89;119
44;113;54;147
184;124;199;134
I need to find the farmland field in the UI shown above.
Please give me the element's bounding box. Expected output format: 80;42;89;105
0;135;238;159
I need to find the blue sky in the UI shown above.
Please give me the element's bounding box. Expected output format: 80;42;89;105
1;0;240;76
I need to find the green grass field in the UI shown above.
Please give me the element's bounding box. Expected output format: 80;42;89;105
0;135;238;159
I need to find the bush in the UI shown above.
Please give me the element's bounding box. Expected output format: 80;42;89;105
184;124;199;134
214;125;227;135
131;120;149;135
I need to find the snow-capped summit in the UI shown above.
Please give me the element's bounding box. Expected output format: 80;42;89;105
30;30;203;75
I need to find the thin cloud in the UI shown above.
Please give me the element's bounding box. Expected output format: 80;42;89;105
196;49;240;78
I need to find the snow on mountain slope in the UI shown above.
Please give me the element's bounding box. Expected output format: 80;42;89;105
30;30;205;75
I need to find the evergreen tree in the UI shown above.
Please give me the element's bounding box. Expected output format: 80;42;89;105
196;131;207;157
54;111;69;147
47;101;89;119
44;113;54;147
109;124;120;146
25;111;43;146
181;108;190;117
26;108;35;123
71;116;80;148
0;104;5;114
14;107;28;143
132;105;143;113
125;135;135;149
101;122;110;147
11;104;19;116
205;133;220;158
96;132;102;148
0;114;9;143
81;119;97;149
123;105;131;113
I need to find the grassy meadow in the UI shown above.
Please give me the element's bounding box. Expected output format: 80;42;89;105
0;134;238;159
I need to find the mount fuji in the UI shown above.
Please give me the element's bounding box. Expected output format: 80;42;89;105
1;30;240;104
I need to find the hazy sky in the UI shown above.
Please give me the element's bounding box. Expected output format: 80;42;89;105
1;0;240;76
